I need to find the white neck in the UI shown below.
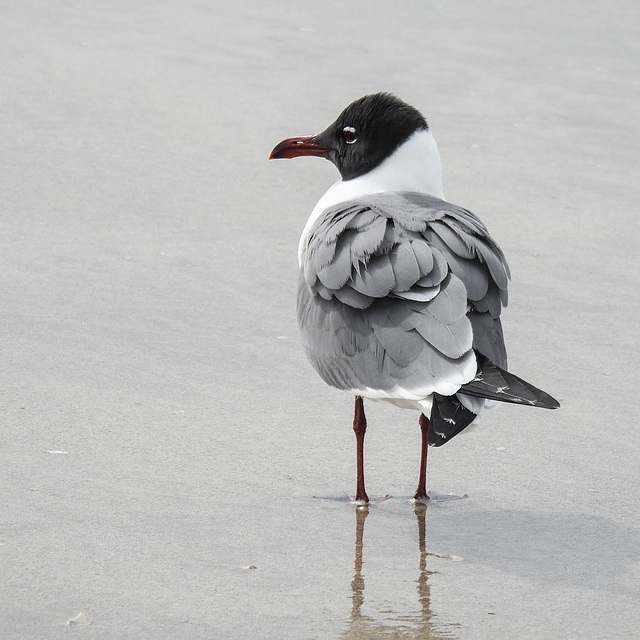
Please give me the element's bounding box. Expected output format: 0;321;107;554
298;129;444;262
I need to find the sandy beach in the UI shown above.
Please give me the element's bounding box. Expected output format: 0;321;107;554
1;1;639;638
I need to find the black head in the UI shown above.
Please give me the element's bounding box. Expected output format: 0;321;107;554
270;93;428;181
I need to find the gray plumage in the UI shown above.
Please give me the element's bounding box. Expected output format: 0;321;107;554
297;192;510;397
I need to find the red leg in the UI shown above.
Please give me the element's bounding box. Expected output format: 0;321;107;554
414;413;430;501
353;396;369;503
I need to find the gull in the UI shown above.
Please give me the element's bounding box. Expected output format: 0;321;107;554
270;93;559;502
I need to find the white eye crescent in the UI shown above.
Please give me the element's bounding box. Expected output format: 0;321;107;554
343;126;357;144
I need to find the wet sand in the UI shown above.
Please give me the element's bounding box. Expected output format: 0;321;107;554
1;1;639;638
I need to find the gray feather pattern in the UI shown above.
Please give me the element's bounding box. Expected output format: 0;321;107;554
431;222;476;259
414;312;471;359
314;281;334;301
322;207;362;241
348;215;387;257
316;235;353;289
298;192;510;394
468;310;507;368
345;207;378;229
350;254;396;297
333;285;374;309
415;250;447;287
416;273;468;325
472;280;504;317
445;251;490;301
412;240;435;276
395;285;441;302
371;323;431;367
388;243;421;292
475;237;510;289
425;228;492;301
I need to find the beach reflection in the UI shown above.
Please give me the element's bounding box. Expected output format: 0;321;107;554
338;503;459;639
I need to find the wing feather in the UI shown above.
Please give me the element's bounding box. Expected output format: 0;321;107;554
315;234;353;289
298;191;510;402
348;214;388;258
430;221;476;259
350;254;396;297
389;243;421;292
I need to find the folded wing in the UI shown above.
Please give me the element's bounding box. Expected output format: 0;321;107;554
298;192;510;402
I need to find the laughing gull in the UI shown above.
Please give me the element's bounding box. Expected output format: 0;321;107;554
270;93;559;503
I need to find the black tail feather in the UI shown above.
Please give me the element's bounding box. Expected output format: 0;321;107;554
459;352;560;409
429;394;477;447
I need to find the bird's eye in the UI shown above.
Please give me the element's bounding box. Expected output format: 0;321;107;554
343;126;357;144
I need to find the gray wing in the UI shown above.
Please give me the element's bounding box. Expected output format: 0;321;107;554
297;192;510;395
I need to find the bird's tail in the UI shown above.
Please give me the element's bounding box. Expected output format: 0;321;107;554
428;394;477;446
459;352;560;409
428;352;560;447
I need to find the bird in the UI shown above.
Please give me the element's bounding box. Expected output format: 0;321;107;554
269;93;559;503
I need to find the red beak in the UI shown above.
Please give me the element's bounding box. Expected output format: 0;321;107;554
269;135;331;160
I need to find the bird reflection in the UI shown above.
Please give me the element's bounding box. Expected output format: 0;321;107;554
338;503;459;639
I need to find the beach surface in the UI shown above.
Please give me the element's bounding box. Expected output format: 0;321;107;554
1;1;639;638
